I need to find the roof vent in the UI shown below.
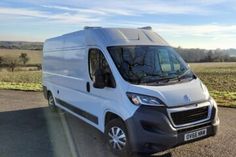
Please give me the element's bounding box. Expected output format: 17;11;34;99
84;26;102;30
138;26;152;30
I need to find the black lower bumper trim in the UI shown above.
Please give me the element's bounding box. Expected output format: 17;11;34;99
125;105;219;154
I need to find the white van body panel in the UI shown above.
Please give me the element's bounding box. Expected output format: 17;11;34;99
43;27;212;132
43;27;219;153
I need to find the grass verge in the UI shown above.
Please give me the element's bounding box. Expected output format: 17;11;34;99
0;82;42;91
210;91;236;107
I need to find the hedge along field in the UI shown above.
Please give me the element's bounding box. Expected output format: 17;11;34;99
190;62;236;107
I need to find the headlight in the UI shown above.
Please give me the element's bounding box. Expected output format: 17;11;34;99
126;92;164;106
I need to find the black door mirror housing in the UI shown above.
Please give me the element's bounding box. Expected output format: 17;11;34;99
93;69;106;88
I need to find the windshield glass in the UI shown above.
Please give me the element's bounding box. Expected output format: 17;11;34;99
108;46;194;85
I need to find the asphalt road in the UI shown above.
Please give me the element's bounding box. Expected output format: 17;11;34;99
0;90;235;157
0;90;73;157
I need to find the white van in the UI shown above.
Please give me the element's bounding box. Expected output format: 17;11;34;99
43;27;219;155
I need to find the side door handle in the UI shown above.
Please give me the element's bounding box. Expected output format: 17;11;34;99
86;82;90;92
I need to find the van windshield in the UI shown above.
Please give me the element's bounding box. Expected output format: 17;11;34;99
107;46;194;85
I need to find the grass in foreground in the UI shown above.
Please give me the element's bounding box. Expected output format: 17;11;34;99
0;70;41;83
0;82;41;91
210;91;236;107
0;70;42;91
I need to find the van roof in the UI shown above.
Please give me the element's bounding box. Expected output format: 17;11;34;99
45;27;169;48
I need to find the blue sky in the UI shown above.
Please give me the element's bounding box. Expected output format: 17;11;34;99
0;0;236;49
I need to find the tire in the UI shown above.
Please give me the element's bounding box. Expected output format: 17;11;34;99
105;118;131;157
48;92;57;112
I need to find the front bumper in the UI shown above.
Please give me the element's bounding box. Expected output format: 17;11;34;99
125;104;219;154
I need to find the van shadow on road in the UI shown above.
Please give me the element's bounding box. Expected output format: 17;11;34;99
0;104;171;157
64;112;173;157
0;107;72;157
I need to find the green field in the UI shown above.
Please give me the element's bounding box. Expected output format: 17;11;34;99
190;62;236;107
0;62;235;107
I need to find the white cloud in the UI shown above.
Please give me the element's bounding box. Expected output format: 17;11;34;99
152;24;236;36
116;21;236;49
0;1;218;25
125;3;211;15
120;21;236;38
41;5;107;15
41;2;212;16
0;7;47;18
42;5;137;16
189;0;232;6
152;24;236;49
0;7;101;24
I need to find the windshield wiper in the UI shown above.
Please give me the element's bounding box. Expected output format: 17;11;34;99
154;76;178;84
155;69;192;84
137;73;162;84
138;69;193;85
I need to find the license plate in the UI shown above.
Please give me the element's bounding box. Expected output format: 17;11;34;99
184;128;207;141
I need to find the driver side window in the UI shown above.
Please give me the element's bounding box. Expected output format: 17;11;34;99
88;49;115;88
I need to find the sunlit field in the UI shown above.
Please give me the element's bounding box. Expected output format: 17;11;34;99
0;49;42;64
190;62;236;107
0;70;42;91
0;62;235;107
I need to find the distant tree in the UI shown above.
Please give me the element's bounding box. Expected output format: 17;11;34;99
0;56;3;66
19;53;29;65
175;47;236;62
4;56;19;72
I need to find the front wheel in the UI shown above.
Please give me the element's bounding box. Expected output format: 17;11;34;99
105;118;131;157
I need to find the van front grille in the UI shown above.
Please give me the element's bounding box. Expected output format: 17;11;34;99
170;106;209;126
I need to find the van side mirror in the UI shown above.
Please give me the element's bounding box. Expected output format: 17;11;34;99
93;69;106;88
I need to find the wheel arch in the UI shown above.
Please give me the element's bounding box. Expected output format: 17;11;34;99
104;111;125;128
43;85;53;100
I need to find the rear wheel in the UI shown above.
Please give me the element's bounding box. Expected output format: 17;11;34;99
105;118;131;157
48;92;57;112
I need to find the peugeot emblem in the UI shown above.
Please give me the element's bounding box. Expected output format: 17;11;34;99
184;94;191;103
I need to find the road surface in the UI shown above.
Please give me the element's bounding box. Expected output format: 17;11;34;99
0;90;235;157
